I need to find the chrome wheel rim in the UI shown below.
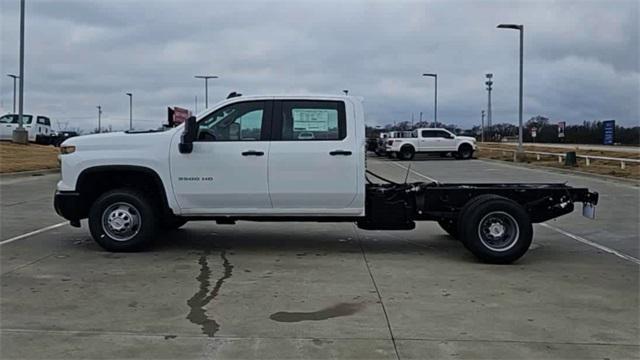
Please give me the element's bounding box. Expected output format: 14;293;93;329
477;211;519;252
101;202;141;241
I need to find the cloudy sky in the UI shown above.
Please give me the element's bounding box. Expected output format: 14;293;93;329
1;0;638;131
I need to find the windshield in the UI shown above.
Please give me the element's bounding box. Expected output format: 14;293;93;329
0;114;33;124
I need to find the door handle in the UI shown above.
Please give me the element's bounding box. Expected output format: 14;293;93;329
330;150;352;156
241;150;264;156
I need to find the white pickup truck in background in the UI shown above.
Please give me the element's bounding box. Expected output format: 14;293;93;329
386;128;476;160
54;94;598;264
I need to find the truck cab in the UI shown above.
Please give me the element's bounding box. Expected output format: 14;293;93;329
55;95;366;221
386;127;476;160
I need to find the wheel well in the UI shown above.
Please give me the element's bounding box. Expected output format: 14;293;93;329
458;142;473;151
75;166;172;220
401;144;415;152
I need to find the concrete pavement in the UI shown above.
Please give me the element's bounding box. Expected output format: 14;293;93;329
1;159;638;359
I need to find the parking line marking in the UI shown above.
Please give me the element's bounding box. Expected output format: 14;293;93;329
540;223;640;265
0;222;67;246
392;162;439;182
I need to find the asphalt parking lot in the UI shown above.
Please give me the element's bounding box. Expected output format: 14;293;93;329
1;157;638;359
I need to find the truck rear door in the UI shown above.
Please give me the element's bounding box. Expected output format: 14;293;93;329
268;99;359;213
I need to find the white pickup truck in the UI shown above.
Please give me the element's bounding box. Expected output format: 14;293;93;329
54;95;598;263
386;128;476;160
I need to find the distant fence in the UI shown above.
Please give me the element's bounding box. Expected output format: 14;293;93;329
481;147;640;169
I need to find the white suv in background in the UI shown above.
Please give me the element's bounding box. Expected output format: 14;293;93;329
0;114;53;142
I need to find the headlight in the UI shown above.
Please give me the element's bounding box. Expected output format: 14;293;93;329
60;145;76;155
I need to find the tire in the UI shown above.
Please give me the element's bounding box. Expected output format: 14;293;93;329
456;144;474;160
457;195;533;264
399;146;415;160
438;220;458;239
162;217;188;230
88;188;159;252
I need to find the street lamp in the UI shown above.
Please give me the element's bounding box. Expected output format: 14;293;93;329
481;110;485;142
7;74;18;113
126;93;133;130
96;105;102;133
194;75;218;109
12;0;27;144
485;73;493;138
422;73;438;127
497;23;525;155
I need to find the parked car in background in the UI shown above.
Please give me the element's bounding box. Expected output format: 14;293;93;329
51;130;80;146
0;113;53;143
386;127;476;160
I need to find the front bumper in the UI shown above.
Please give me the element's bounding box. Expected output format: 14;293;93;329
54;191;86;222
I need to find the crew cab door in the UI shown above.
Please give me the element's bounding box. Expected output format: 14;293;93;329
435;130;457;150
169;100;273;213
268;100;359;213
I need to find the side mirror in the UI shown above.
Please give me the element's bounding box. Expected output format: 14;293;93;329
179;116;197;154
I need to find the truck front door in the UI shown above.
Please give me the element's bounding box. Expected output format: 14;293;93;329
170;100;273;213
268;100;359;213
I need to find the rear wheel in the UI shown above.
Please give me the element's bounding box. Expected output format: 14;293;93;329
399;146;415;160
457;195;532;264
88;188;158;252
456;144;474;160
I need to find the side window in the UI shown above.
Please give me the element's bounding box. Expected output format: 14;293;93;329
421;130;435;138
436;130;451;138
280;101;346;141
196;101;266;142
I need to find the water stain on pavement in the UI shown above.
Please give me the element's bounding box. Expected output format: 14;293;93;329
186;249;233;337
269;302;365;323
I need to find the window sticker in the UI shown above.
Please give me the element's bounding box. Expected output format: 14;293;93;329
292;109;336;132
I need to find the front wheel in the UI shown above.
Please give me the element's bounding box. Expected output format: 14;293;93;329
88;188;159;252
458;195;532;264
456;144;474;160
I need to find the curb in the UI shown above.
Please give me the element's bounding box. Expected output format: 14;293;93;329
0;168;60;179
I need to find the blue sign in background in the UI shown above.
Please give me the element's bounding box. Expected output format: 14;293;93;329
603;120;615;145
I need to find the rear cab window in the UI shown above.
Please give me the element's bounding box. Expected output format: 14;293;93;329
275;100;346;141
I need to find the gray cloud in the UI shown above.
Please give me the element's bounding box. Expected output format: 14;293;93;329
1;0;638;131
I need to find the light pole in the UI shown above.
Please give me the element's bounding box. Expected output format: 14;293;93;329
485;73;493;139
97;106;102;133
126;93;133;130
343;90;349;95
12;0;28;144
422;73;437;127
481;110;485;142
7;74;18;113
194;75;218;109
498;23;525;155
